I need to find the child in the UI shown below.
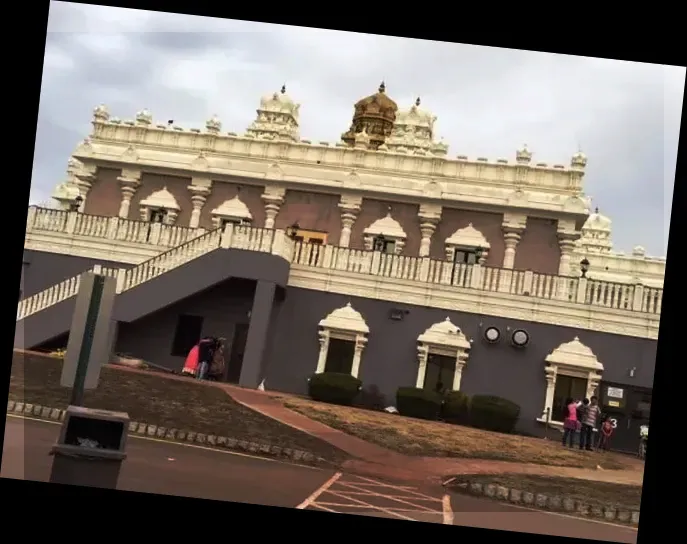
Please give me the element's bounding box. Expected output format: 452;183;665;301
598;416;614;451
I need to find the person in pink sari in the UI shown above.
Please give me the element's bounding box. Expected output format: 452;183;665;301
561;397;580;447
182;344;200;377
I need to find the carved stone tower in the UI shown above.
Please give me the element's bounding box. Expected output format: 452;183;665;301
341;82;398;150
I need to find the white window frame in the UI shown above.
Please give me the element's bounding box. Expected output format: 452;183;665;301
416;318;471;391
537;337;603;427
316;303;369;379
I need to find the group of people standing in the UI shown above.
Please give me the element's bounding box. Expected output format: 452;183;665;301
562;395;614;451
182;336;226;381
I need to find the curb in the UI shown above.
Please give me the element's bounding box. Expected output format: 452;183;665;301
445;478;639;526
6;400;329;467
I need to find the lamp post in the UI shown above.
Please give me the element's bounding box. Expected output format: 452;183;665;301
70;195;83;213
285;222;300;239
475;246;484;263
580;258;590;278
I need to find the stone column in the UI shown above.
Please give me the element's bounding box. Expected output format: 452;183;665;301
543;365;557;421
239;280;277;389
117;169;141;219
501;213;526;269
558;237;576;277
418;204;442;257
338;195;362;248
73;163;98;212
451;352;468;391
316;329;330;374
261;186;285;229
188;181;211;229
351;335;367;379
415;345;429;388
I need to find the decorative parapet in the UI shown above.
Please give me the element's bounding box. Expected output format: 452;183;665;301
77;106;591;218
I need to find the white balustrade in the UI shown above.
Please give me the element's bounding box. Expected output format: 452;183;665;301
22;206;663;319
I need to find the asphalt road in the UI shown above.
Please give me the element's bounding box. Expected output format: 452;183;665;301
2;416;638;542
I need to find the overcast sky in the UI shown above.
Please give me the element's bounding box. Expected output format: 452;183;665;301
35;2;683;257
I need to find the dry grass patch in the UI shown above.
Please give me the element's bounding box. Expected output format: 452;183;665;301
281;396;631;470
449;473;642;512
9;350;348;463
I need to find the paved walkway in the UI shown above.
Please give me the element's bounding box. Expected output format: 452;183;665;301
108;364;645;486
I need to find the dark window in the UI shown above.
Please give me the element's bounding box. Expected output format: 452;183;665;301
324;338;355;374
373;236;395;254
171;315;204;357
552;375;587;421
150;208;167;223
454;250;477;265
221;218;243;228
422;354;456;394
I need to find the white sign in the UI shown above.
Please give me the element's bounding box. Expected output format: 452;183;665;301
607;387;624;399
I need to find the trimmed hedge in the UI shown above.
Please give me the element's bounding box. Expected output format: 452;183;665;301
469;394;521;433
442;391;471;424
396;387;443;420
308;372;362;406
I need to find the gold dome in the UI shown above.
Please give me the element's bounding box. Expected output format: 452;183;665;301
342;82;398;149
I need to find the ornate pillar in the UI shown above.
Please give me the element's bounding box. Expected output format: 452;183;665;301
558;237;576;277
451;352;469;391
316;329;330;374
117;169;141;219
543;365;557;420
501;213;526;269
418;203;442;257
188;179;212;229
261;186;285;229
415;345;429;388
586;373;601;400
73;162;97;212
351;335;368;379
338;195;362;248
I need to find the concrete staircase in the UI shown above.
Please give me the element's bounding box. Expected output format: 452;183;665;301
16;224;294;348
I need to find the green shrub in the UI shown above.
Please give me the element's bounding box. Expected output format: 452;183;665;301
308;372;362;406
396;387;443;420
442;391;471;424
469;394;521;433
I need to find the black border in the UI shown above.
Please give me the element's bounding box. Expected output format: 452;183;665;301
2;1;683;542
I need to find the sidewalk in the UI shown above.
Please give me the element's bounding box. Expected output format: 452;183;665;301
108;364;645;486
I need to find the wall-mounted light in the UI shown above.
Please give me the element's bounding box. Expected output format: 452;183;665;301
511;329;530;348
388;308;408;321
484;326;501;343
629;367;636;378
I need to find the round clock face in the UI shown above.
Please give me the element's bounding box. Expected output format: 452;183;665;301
485;327;500;342
512;330;529;346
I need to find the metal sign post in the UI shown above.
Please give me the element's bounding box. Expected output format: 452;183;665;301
60;272;117;405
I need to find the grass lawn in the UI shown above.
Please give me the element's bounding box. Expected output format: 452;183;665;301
280;396;633;470
9;350;348;463
448;473;642;511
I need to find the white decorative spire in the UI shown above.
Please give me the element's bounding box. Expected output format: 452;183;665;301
245;85;300;142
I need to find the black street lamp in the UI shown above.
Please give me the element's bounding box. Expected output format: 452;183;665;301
580;258;590;278
70;195;83;212
475;246;484;261
285;222;300;239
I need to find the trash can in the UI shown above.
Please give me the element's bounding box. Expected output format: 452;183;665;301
49;405;130;489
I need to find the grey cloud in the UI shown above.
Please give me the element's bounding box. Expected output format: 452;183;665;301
34;2;683;257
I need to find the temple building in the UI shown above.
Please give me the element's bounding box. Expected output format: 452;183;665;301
19;83;660;452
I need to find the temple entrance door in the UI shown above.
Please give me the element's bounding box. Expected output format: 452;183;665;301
225;323;249;384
